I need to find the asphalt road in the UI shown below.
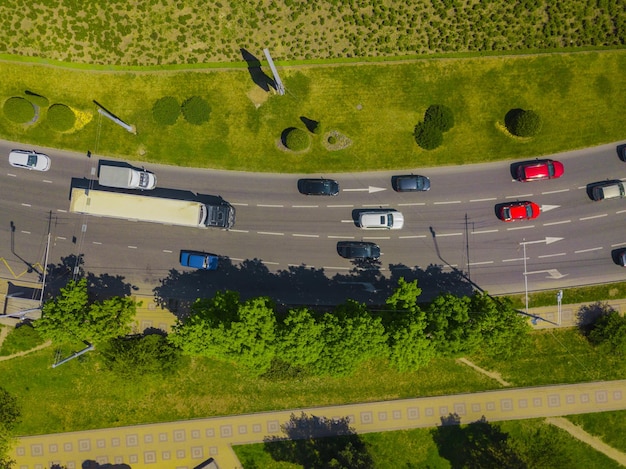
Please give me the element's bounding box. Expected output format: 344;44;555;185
1;138;625;306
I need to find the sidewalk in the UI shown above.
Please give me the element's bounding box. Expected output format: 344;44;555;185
11;380;626;469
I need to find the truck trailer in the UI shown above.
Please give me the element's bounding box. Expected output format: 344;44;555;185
69;188;235;229
98;165;157;190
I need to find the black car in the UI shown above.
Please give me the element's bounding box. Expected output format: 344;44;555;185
336;241;381;259
615;248;626;267
392;174;430;192
297;178;339;196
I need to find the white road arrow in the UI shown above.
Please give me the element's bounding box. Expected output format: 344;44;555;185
343;186;386;194
520;236;564;246
540;204;560;213
524;269;568;279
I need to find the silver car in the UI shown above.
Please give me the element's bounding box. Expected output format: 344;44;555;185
358;210;404;230
9;150;51;171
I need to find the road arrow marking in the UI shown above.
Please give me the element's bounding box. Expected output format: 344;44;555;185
520;237;564;246
540;204;560;212
343;186;386;193
524;269;568;279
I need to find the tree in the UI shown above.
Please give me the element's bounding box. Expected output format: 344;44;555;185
505;109;542;137
424;104;454;132
282;127;311;151
413;121;443;150
35;279;137;344
588;311;626;357
0;387;20;469
426;293;480;356
277;308;325;368
181;96;211;125
152;96;180;125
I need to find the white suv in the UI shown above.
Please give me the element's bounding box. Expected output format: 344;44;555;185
359;210;404;230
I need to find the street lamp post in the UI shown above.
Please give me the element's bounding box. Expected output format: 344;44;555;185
557;290;563;325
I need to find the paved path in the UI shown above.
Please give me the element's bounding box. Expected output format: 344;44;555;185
11;380;626;469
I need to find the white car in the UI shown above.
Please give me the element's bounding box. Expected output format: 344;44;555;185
9;149;51;171
359;210;404;229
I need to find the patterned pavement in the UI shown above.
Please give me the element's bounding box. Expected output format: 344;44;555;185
12;379;626;469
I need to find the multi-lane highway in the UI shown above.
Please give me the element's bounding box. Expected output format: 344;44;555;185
1;138;625;306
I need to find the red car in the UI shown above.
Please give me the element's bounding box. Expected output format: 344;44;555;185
516;159;564;182
498;201;540;222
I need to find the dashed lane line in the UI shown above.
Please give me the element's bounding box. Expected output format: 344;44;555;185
538;253;567;258
470;197;497;202
507;225;535;230
472;229;499;234
257;231;284;236
505;193;533;199
575;247;603;254
543;220;571;226
579;214;607;221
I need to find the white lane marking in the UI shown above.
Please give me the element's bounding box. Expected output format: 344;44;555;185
90;167;97;176
538;252;567;258
543;220;571;226
617;209;626;214
21;203;31;207
437;232;462;237
362;236;391;240
328;235;354;239
507;225;535;230
399;235;427;239
81;224;87;232
21;230;30;234
56;236;66;240
230;202;248;206
257;231;284;236
43;180;53;184
541;189;569;194
292;205;318;208
540;204;560;212
261;260;279;265
505;194;533;199
92;241;102;245
293;233;319;238
230;257;244;262
472;229;498;234
229;229;249;233
57;209;67;213
579;214;607;221
434;200;461;205
327;204;354;208
577;185;587;189
470;197;497;202
468;261;494;266
611;242;626;247
323;266;351;270
502;257;528;262
258;204;283;208
575;247;603;253
163;249;173;253
341;219;355;223
7;173;16;177
362;203;389;207
128;245;137;249
398;202;426;206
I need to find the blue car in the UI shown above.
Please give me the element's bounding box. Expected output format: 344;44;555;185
180;251;219;270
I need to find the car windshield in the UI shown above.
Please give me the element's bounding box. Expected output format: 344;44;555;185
525;204;533;217
27;154;37;167
547;162;554;177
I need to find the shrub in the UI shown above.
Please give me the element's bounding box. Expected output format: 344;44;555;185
181;96;211;125
424;104;454;132
414;121;443;150
47;103;75;131
505;109;542;137
282;127;310;151
152;96;180;125
327;135;337;144
3;97;35;123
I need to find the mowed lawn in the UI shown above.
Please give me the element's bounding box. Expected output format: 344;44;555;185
1;50;625;173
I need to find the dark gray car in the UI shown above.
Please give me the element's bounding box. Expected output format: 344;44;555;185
336;241;381;259
297;178;339;196
392;174;430;192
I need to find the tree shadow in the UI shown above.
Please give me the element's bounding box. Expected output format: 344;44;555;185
576;301;615;336
300;116;319;133
80;461;131;469
241;48;274;91
263;412;374;469
432;414;525;469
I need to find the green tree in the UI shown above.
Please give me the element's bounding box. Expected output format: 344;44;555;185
424;104;454;132
506;109;542;137
35;279;136;344
0;387;20;468
277;308;325;368
426;293;480;356
413;121;443;150
588;311;626;357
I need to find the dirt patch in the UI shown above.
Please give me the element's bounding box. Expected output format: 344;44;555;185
456;357;511;386
246;87;270;108
322;130;352;151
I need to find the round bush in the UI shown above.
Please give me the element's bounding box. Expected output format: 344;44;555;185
47;103;76;131
282;127;311;151
153;96;180;125
424;104;454;132
327;135;337;144
506;109;542;137
414;121;443;150
3;97;35;123
181;96;210;125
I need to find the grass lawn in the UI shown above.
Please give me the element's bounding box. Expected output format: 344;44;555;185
508;281;626;309
0;323;45;356
567;410;626;453
1;50;625;173
233;418;623;469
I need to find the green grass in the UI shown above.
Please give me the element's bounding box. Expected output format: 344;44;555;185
1;51;625;173
470;328;626;386
567;410;626;453
233;418;623;469
0;324;45;356
507;281;626;309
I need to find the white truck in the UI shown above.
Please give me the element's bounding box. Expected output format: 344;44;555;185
98;165;157;190
69;188;235;229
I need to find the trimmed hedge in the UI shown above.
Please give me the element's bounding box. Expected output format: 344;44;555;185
505;109;542;137
3;97;35;123
282;127;311;151
47;103;76;131
152;96;180;125
181;96;211;125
